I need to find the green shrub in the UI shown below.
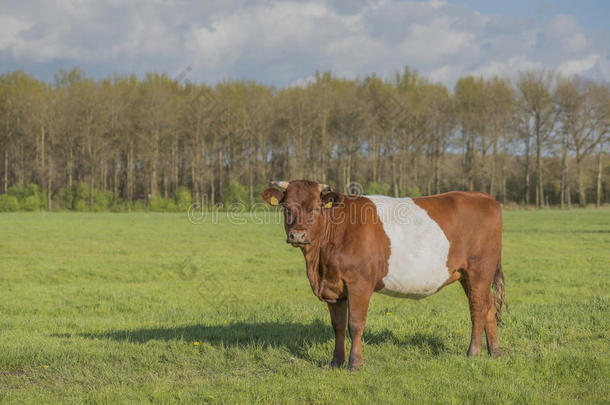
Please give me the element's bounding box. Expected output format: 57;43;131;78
58;188;71;210
174;187;193;212
0;194;20;212
365;181;391;196
166;200;177;212
133;200;148;212
60;182;89;210
222;181;248;207
74;200;88;212
149;196;167;212
111;200;127;212
23;195;40;211
403;185;421;198
93;189;114;212
7;184;42;209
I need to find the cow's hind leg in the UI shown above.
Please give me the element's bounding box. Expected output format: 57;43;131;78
484;291;501;358
328;300;348;367
460;271;493;357
346;284;373;372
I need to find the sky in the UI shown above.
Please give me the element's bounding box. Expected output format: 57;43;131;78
1;0;609;88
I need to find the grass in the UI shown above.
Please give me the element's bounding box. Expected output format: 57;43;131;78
0;209;608;404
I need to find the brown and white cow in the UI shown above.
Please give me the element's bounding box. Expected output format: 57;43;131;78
261;180;506;371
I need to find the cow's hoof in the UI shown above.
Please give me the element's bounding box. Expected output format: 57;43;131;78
466;347;481;357
330;357;345;368
348;361;362;373
489;348;502;359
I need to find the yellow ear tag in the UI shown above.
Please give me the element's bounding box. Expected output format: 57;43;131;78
324;201;333;209
270;196;279;206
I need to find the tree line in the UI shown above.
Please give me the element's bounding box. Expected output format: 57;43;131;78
0;67;608;211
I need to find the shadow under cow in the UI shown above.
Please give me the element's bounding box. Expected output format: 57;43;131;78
64;320;447;359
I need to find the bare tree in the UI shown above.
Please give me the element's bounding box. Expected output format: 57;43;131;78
515;71;556;208
0;67;608;210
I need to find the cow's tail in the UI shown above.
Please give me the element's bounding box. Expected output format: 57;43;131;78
493;261;507;327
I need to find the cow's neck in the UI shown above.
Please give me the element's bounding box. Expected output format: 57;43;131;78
301;216;335;300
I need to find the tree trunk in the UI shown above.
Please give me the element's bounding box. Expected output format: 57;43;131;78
463;129;475;191
320;110;328;182
371;134;378;183
217;148;223;202
596;145;603;208
434;145;441;195
248;131;254;207
191;164;198;204
560;133;568;209
127;142;134;201
47;154;53;211
490;138;497;198
500;143;507;205
196;131;204;206
151;131;159;199
391;155;398;197
89;166;94;209
524;139;531;207
40;125;45;191
536;140;544;208
297;113;303;180
102;162;107;193
209;140;215;206
411;147;419;194
576;155;586;207
18;143;24;186
4;149;8;192
172;139;178;193
210;152;216;207
68;147;73;188
113;154;119;202
346;153;352;186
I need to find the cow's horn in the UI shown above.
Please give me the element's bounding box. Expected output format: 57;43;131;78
318;183;331;193
272;181;290;190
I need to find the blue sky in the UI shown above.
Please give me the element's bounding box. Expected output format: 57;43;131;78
451;0;609;29
1;0;608;87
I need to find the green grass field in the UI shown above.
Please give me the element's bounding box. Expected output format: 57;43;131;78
1;209;608;404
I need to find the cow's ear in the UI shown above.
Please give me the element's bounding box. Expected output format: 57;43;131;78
321;191;343;209
261;188;284;206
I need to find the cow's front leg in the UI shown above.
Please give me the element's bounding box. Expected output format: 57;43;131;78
328;300;348;367
347;284;373;372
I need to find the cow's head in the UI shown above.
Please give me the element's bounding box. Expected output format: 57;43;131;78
261;180;342;247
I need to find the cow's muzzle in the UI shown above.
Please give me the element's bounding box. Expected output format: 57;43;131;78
287;230;310;246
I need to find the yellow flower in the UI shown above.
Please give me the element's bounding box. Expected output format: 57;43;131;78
325;306;329;311
386;312;391;316
193;341;200;346
43;365;49;370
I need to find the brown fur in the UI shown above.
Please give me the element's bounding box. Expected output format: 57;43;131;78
261;182;505;370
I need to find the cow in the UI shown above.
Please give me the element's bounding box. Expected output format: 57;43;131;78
261;179;506;372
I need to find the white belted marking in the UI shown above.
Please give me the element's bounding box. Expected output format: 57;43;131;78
366;195;451;299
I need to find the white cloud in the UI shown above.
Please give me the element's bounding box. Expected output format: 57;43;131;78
0;15;34;49
558;54;600;76
0;0;607;87
546;15;588;53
